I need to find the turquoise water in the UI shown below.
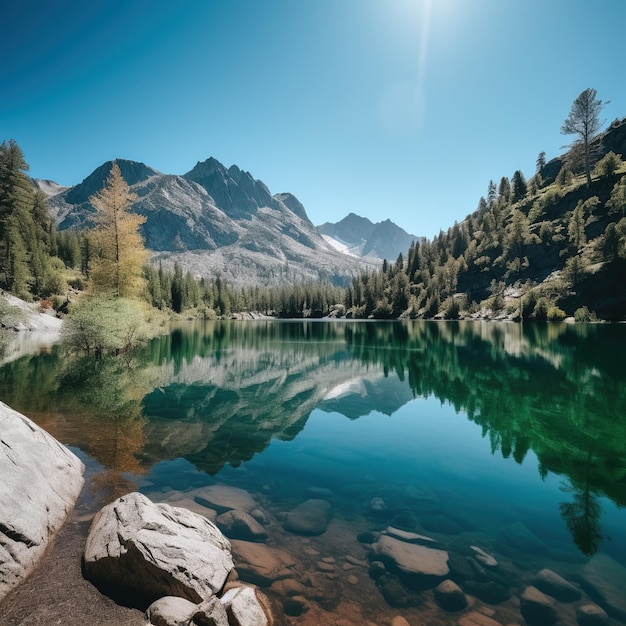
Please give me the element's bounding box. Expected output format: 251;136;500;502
2;320;625;624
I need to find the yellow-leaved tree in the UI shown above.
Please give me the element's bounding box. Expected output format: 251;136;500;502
88;162;147;299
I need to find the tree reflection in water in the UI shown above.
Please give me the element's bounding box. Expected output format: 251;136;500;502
0;319;624;554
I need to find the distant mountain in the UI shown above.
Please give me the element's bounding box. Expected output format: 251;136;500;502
33;179;68;197
43;158;380;286
318;212;421;260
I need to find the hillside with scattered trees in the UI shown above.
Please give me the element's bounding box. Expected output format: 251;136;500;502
345;89;626;321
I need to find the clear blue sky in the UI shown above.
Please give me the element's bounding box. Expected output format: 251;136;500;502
2;0;625;238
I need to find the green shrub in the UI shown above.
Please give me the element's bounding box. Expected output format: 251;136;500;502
68;276;86;290
574;306;597;322
372;300;394;319
547;306;566;321
63;296;167;355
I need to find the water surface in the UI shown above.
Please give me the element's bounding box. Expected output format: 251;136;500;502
2;320;625;624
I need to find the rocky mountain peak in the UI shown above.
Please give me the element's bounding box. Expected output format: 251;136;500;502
65;159;160;205
184;157;277;220
274;193;309;221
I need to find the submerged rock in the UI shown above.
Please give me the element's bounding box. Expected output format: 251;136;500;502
368;497;388;515
216;510;268;542
519;585;558;625
0;402;85;602
433;579;467;612
581;553;626;621
83;492;233;603
498;522;547;555
230;540;297;586
458;612;504;626
463;579;510;604
470;545;497;567
576;603;610;626
193;485;257;514
385;526;438;546
371;534;449;589
532;568;581;602
283;499;332;535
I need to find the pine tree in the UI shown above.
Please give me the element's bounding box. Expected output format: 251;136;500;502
0;140;35;296
87;162;147;299
561;88;606;186
568;202;586;252
536;151;546;174
511;170;528;203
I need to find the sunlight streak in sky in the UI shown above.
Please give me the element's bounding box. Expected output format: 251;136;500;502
416;0;432;129
378;0;432;135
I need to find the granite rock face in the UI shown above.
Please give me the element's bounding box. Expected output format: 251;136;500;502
0;402;85;601
83;492;233;603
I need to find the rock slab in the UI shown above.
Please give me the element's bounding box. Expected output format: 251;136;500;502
84;492;233;603
194;485;257;514
371;534;449;589
230;540;297;587
0;402;85;601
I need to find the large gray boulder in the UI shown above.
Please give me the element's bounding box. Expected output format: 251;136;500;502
221;585;272;626
84;492;234;603
0;402;85;601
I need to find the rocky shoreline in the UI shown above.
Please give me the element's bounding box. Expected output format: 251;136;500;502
2;412;626;625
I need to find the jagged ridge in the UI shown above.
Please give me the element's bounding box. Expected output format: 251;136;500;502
43;157;380;286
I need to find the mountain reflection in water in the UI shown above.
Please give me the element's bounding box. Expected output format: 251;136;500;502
1;319;625;559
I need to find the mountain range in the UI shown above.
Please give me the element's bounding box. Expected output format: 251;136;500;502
318;213;420;260
38;158;417;286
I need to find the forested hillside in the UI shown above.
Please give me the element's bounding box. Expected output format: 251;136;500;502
345;94;626;321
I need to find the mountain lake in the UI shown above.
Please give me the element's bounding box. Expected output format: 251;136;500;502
1;320;625;625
